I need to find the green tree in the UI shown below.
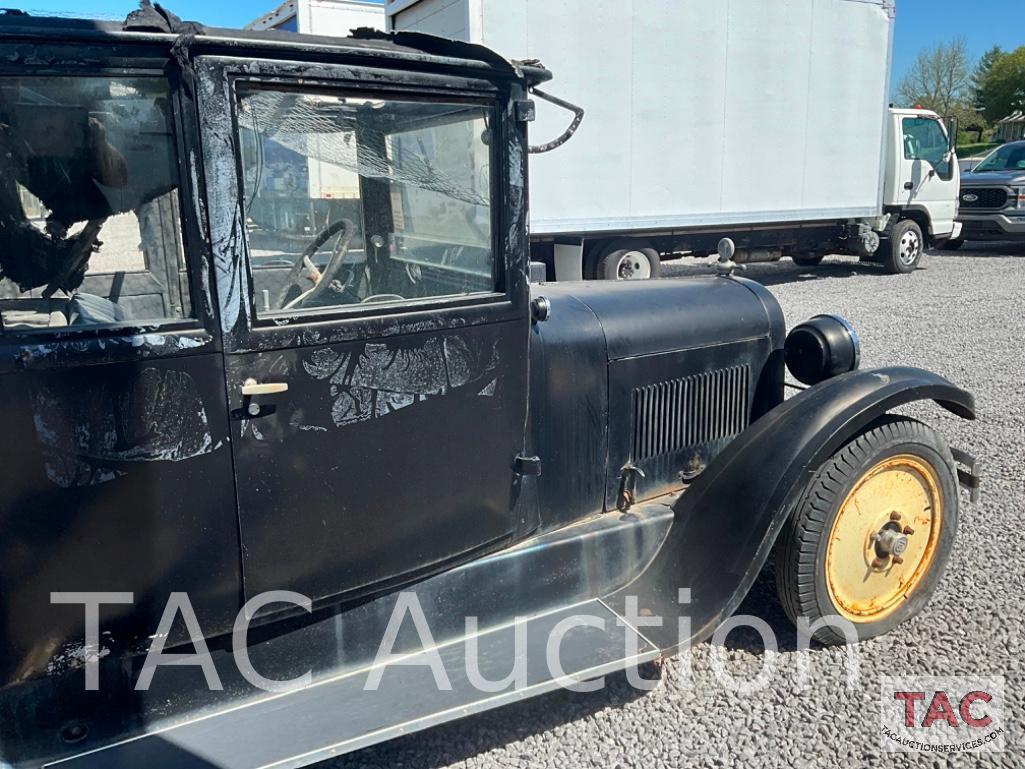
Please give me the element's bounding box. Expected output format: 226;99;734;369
979;46;1025;123
897;38;973;116
972;45;1005;108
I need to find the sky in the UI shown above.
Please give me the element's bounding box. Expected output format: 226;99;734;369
15;0;1025;92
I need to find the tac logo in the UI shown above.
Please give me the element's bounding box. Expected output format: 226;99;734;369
879;676;1005;753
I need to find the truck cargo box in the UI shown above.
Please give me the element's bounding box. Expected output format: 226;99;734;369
387;0;896;236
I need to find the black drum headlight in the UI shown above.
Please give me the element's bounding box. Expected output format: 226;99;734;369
784;314;861;385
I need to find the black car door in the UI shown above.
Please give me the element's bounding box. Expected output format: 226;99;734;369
0;53;240;686
196;55;532;607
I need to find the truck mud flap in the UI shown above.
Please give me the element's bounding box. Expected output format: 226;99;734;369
48;601;658;769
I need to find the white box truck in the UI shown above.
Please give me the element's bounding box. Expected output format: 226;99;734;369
381;0;961;278
248;0;385;36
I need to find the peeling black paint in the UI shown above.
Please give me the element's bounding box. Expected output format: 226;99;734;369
301;334;499;428
31;366;222;487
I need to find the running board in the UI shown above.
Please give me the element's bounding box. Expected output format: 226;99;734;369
50;601;659;769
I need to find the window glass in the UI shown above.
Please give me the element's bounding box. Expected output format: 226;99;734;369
902;117;953;176
0;77;191;333
973;143;1025;173
236;87;495;319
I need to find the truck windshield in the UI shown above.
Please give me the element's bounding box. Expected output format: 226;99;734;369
236;87;494;319
972;143;1025;173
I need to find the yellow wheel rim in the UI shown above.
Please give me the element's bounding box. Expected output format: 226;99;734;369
825;454;943;623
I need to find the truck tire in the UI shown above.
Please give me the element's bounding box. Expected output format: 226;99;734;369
588;240;661;280
774;416;958;645
881;220;924;274
791;253;824;267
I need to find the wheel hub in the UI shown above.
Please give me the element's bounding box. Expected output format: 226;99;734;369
899;230;921;265
825;455;943;622
872;522;909;558
616;251;652;280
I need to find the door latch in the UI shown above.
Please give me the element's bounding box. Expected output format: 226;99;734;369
241;378;289;397
241;378;288;417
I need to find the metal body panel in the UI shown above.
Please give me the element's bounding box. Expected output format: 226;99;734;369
529;276;786;520
225;323;529;604
194;51;534;609
47;601;659;769
536;277;776;361
0;354;240;688
606;366;976;652
528;289;609;528
2;503;671;768
607;339;772;507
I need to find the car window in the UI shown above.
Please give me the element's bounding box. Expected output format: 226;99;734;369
235;87;495;321
0;76;192;333
973;143;1025;173
902;117;953;181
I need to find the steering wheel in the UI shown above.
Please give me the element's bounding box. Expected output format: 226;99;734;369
360;294;405;304
276;219;354;309
278;219;357;311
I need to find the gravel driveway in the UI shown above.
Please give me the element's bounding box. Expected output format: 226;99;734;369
323;243;1024;769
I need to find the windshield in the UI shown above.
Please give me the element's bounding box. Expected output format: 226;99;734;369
972;143;1025;173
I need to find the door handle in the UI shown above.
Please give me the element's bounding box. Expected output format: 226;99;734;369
241;378;289;396
904;182;914;190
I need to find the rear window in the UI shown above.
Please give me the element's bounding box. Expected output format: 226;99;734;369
0;76;192;333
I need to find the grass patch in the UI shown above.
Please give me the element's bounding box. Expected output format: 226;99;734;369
957;142;999;157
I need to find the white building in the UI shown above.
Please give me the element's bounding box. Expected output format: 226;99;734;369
247;0;384;36
995;111;1025;143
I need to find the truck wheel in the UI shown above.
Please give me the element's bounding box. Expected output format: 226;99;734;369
791;253;824;267
881;220;924;274
774;416;958;645
589;240;661;280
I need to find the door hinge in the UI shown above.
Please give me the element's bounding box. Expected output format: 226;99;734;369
514;455;542;476
515;99;536;123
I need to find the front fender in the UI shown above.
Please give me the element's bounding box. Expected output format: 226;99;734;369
605;366;975;652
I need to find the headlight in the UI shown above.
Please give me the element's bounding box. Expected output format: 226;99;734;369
1015;187;1025;209
785;315;861;386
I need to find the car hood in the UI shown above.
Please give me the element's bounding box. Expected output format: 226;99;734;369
961;170;1025;186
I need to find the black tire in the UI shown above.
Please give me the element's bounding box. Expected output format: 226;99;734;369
587;239;661;280
881;219;925;274
943;237;965;251
791;253;824;267
774;416;959;645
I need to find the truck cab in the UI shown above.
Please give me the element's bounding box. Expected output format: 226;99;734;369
883;107;961;249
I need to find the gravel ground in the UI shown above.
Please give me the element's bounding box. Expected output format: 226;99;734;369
323;243;1024;769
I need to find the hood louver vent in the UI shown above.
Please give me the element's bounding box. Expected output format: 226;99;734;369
632;365;750;462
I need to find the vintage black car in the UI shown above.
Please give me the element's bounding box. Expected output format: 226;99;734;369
0;6;981;768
